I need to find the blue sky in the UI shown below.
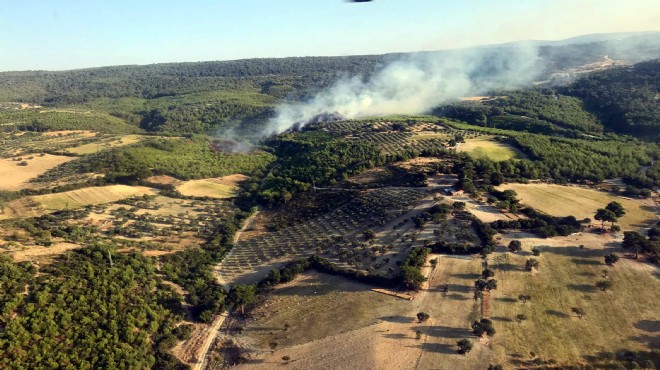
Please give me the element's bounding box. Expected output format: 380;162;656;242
1;0;658;71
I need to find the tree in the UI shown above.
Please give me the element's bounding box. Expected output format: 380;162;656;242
456;339;473;354
475;279;497;292
229;284;256;315
571;307;586;319
525;258;540;271
481;268;495;279
417;312;430;322
605;201;626;218
595;208;617;231
363;229;375;241
518;294;532;303
531;248;542;256
472;319;496;336
508;240;522;253
622;231;648;259
604;253;620;266
595;280;614;291
401;265;427;291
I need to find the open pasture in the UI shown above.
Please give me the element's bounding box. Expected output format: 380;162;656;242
489;232;660;368
457;136;524;161
498;183;656;229
0;154;76;191
233;256;490;370
66;134;144;154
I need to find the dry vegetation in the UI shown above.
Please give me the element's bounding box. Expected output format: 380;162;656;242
177;174;248;199
488;232;659;367
498;183;656;229
65;134;144;154
0;154;76;191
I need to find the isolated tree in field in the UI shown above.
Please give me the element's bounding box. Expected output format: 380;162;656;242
481;268;495;279
622;231;648;259
595;208;617;231
518;294;532;303
417;312;430;322
604;253;620;266
571;307;586;319
525;258;540;271
531;247;542;256
472;319;496;336
595;280;614;291
457;338;473;354
229;284;256;315
508;240;522;253
516;314;528;323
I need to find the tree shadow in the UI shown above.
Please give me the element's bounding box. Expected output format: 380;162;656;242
416;325;471;339
545;245;616;258
571;258;602;266
445;293;467;300
635;320;660;332
629;334;660;348
567;284;595;292
494;297;517;303
446;283;471;293
545;309;570;318
383;333;409;339
380;316;413;324
490;316;514;322
417;342;457;354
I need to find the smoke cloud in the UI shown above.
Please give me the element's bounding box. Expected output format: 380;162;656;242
264;44;542;136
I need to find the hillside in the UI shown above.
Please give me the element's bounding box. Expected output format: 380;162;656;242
561;59;660;137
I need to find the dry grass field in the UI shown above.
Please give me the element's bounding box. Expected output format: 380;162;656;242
66;134;144;154
408;132;452;141
457;137;525;161
30;185;157;213
229;256;492;370
488;232;659;368
498;183;657;229
0;154;76;191
176;174;248;199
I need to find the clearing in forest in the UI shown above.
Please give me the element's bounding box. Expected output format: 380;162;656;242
66;134;144;155
489;232;659;367
0;154;76;191
176;174;248;199
498;183;656;229
457;137;524;161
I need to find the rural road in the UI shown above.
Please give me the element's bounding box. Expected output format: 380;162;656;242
191;311;228;370
193;209;260;370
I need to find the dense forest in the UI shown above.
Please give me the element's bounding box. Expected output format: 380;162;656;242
0;245;189;369
438;59;659;139
561;59;660;137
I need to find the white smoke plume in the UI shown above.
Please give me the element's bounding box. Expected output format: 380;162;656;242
264;43;542;136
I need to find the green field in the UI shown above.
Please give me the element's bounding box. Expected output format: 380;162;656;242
498;183;656;230
457;137;524;161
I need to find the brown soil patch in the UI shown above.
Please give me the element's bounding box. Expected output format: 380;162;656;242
144;175;181;186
